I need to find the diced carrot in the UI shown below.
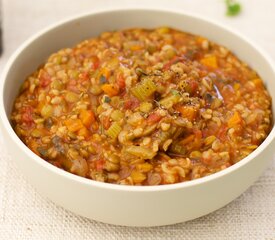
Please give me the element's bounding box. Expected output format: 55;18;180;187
228;111;242;128
91;122;99;131
233;83;240;91
175;106;197;121
196;36;206;44
78;127;90;138
200;55;218;68
252;78;263;88
102;116;111;130
180;135;195;145
79;110;95;128
130;45;143;51
101;84;119;97
64;118;83;132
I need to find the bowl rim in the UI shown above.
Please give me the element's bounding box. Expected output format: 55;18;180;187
1;7;275;192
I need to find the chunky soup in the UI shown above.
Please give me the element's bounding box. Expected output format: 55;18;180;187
11;27;272;185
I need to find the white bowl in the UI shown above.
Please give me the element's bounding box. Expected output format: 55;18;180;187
1;9;275;227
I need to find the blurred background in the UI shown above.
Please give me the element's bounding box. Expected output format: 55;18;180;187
0;1;274;239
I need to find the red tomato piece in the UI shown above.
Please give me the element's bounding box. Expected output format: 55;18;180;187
124;98;140;110
96;159;105;171
21;106;34;125
79;71;89;82
190;80;198;93
91;56;100;70
147;113;162;124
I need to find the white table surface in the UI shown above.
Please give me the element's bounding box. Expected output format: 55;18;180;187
0;0;274;239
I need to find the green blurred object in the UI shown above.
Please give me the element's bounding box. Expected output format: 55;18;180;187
225;0;242;16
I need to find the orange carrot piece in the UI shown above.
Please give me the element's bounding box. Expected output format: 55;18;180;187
228;111;242;128
252;78;263;88
64;119;83;132
180;135;195;145
176;106;197;121
101;84;119;97
200;55;218;68
130;45;143;51
78;127;90;138
196;36;206;44
233;83;240;91
102;116;111;130
79;110;95;128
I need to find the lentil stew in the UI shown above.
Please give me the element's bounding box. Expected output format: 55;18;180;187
11;27;272;185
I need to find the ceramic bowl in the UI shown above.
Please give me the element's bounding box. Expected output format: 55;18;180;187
1;8;275;227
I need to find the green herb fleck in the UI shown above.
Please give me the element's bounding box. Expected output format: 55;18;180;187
99;75;107;84
103;95;111;103
171;89;180;96
37;147;48;157
225;0;242;16
135;67;147;76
